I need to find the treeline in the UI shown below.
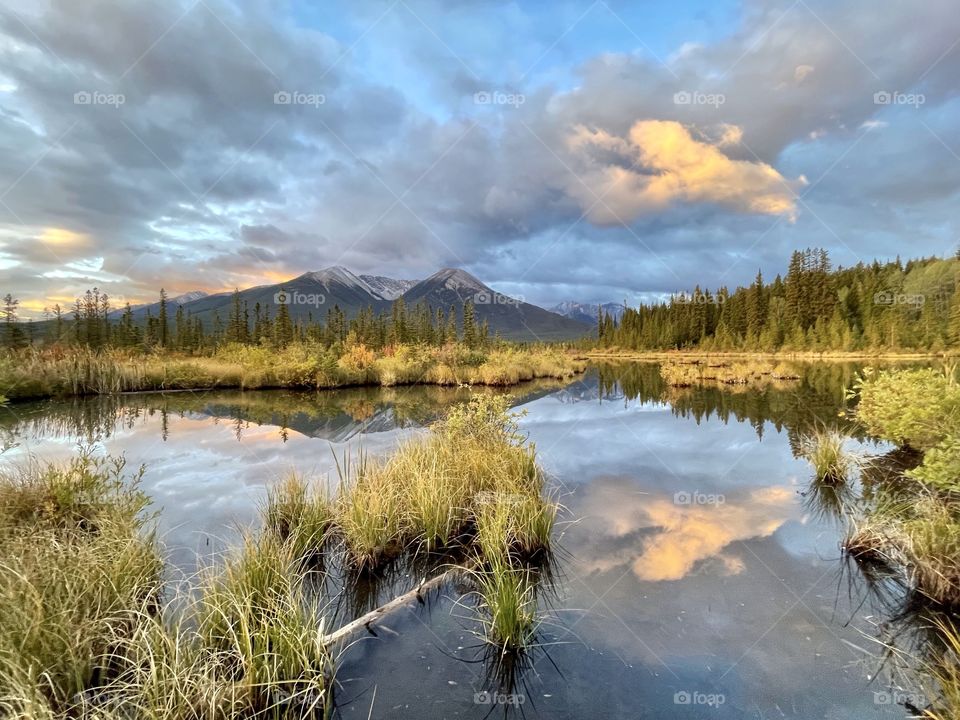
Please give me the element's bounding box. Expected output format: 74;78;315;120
1;289;494;352
598;249;960;351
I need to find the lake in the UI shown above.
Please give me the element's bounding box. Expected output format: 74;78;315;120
0;361;922;718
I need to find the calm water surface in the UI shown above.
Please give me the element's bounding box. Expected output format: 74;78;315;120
0;362;922;718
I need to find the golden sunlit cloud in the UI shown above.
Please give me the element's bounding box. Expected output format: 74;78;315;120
39;227;89;247
566;120;805;224
577;479;795;582
630;486;794;581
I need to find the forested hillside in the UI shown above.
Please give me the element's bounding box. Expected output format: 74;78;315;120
598;249;960;351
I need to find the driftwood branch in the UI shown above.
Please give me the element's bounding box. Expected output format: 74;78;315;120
321;566;463;646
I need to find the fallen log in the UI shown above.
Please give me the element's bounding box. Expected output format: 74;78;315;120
321;565;464;646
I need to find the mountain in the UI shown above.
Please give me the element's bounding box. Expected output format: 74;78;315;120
196;266;394;325
359;275;415;300
109;290;210;318
115;267;393;325
403;269;591;341
551;301;626;325
107;266;590;341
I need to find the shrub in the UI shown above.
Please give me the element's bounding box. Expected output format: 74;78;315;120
855;368;960;451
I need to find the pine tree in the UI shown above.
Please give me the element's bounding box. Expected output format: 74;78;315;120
158;289;169;348
446;305;458;343
1;294;23;348
274;295;294;347
462;300;478;348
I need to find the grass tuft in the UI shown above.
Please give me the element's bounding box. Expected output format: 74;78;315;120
264;473;334;567
800;429;859;484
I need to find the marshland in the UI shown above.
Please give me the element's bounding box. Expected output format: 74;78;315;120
2;357;957;718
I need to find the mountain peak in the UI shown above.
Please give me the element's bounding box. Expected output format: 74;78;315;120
551;301;626;324
172;290;208;304
428;268;488;292
359;274;416;300
300;266;364;286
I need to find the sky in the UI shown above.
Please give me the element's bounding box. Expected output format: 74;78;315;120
1;0;959;316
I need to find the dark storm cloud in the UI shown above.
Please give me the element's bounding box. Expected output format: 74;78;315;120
1;0;959;311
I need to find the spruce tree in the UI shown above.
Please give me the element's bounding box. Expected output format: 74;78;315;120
462;300;478;348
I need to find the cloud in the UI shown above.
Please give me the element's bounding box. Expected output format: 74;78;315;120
565;120;805;223
576;479;796;582
630;486;794;581
1;0;960;311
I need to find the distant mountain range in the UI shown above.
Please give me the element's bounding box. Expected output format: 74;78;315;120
550;301;626;325
118;267;591;341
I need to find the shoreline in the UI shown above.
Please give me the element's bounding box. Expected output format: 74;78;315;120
1;364;587;405
580;350;946;362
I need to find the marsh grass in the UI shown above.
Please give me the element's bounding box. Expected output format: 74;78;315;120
0;393;558;711
800;429;860;484
0;343;585;402
900;501;960;607
195;534;333;717
474;491;557;564
0;453;164;716
467;560;539;654
0;454;335;719
844;492;960;608
327;394;557;654
659;358;801;388
264;474;334;567
332;395;554;573
920;617;960;720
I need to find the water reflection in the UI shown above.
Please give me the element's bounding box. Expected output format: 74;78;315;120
0;381;567;447
572;475;796;582
0;361;938;719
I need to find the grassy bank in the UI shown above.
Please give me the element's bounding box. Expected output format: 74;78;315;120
0;452;335;718
0;394;557;715
842;367;960;718
0;343;585;402
658;358;801;387
583;348;946;362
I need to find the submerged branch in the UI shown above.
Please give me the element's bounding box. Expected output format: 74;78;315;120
322;565;464;646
